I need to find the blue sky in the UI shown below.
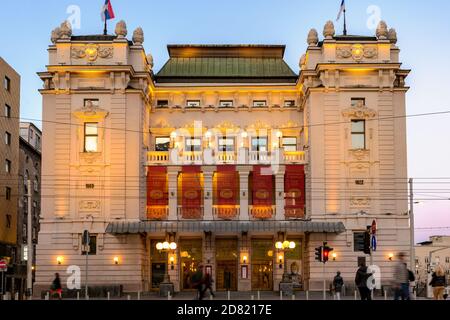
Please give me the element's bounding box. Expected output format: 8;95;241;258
0;0;449;242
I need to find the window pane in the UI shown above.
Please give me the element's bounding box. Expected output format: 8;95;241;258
284;100;296;107
186;138;202;151
352;134;365;149
156;137;170;151
283;145;297;152
85;123;98;135
219;138;235;152
186;100;201;107
157;100;169;108
5;104;11;117
85;136;98;152
351;120;365;133
219;101;234;108
351;98;365;107
84;99;99;107
251;137;268;151
282;137;297;145
253;101;267;107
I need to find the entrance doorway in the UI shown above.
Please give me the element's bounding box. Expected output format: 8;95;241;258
251;239;274;291
150;240;167;290
180;239;203;291
215;238;238;291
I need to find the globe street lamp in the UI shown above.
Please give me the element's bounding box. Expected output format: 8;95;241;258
275;240;296;283
156;241;177;284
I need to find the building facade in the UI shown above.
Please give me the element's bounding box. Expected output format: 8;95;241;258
0;57;20;294
35;20;411;295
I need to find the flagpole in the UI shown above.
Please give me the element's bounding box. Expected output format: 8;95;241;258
343;8;348;35
103;18;107;36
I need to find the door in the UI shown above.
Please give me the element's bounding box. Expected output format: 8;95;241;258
215;239;238;291
180;239;203;291
151;263;166;289
251;239;274;291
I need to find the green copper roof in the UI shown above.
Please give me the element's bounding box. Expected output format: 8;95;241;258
155;45;298;83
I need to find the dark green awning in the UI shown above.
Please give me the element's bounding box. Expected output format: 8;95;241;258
105;221;345;234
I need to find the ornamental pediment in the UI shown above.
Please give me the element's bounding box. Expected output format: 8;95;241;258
336;44;378;62
71;44;114;62
342;103;377;119
73;101;109;120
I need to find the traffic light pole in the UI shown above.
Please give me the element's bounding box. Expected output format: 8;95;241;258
322;262;326;300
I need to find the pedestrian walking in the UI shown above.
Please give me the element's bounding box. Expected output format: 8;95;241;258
191;264;205;300
50;273;62;300
202;272;215;298
355;263;372;300
333;271;344;300
429;265;447;300
393;252;410;300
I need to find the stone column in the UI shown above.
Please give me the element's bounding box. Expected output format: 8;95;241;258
275;166;286;220
238;167;250;220
203;166;215;220
168;167;180;220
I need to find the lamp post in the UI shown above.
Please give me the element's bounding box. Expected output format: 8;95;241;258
275;240;296;283
156;240;177;296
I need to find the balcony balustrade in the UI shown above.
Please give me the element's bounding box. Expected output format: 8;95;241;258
213;206;240;220
250;205;276;220
177;206;204;220
146;206;169;220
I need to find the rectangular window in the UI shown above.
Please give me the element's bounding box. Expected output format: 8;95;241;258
252;100;267;108
82;235;97;255
4;76;11;91
5;131;11;145
219;100;234;108
155;137;170;151
218;137;235;152
5;187;11;200
353;232;366;252
282;137;297;152
84;123;99;152
185;138;202;152
446;257;450;263
6;215;12;228
5;104;11;118
186;100;201;108
84;99;99;107
351;120;366;149
351;98;366;107
284;100;296;108
156;100;169;108
5;159;11;173
251;137;268;152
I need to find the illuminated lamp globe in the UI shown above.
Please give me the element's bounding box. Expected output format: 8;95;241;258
283;241;290;249
156;243;163;250
162;242;170;250
275;242;283;250
289;242;296;249
169;242;177;250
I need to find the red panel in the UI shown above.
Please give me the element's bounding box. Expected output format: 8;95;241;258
181;166;203;219
252;165;274;207
216;165;238;206
284;165;305;219
147;166;168;207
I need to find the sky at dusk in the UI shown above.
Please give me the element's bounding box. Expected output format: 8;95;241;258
0;0;449;243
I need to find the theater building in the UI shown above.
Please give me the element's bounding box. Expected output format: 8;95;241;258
35;20;411;295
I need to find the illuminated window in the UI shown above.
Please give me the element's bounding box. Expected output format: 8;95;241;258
284;100;296;108
155;137;170;151
84;99;99;107
186;100;201;108
252;100;267;108
5;104;11;118
251;137;268;152
218;137;235;152
4;76;11;91
4;131;11;145
282;137;297;152
157;100;169;108
219;100;234;108
185;138;202;152
351;120;365;149
5;159;11;173
84;123;99;152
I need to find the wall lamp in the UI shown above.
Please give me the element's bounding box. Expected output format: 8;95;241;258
56;256;64;265
388;253;394;261
113;256;119;265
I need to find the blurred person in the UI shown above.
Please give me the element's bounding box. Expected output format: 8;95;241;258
333;271;344;300
191;264;205;300
50;273;62;300
355;263;372;300
393;252;410;300
429;265;447;300
202;271;215;298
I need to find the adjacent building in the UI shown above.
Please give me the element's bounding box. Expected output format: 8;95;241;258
0;57;20;294
35;20;411;295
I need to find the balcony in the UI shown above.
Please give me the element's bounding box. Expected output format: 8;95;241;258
250;206;276;220
147;206;169;220
147;148;307;166
213;206;240;220
177;206;204;220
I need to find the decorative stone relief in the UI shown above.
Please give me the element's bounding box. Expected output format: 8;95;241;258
247;121;272;131
214;121;241;133
342;102;377;119
71;44;114;62
349;149;370;161
376;21;388;40
336;44;378;61
59;21;72;39
79;200;101;212
147;53;154;70
73;100;109;120
279;120;300;129
350;196;371;208
299;54;307;70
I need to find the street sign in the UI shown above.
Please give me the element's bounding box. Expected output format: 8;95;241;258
371;220;377;235
371;234;377;252
0;259;7;272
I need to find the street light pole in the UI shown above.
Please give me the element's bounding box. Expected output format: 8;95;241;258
26;180;33;300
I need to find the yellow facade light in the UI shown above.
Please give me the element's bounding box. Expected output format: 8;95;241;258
388;253;394;261
113;257;119;265
56;256;64;265
332;253;337;261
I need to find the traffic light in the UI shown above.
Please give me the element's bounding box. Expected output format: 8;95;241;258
363;229;371;254
315;246;323;262
322;242;334;263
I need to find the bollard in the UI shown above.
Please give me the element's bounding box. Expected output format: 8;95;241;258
354;290;357;300
251;295;254;300
138;291;141;300
77;291;80;300
209;294;213;300
280;291;283;300
227;291;230;301
45;292;49;300
306;291;309;301
107;292;110;301
384;290;387;301
15;292;19;300
168;291;172;300
257;291;260;300
127;295;131;300
292;294;295;301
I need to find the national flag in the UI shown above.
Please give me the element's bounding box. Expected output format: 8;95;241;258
101;0;115;21
336;0;345;21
